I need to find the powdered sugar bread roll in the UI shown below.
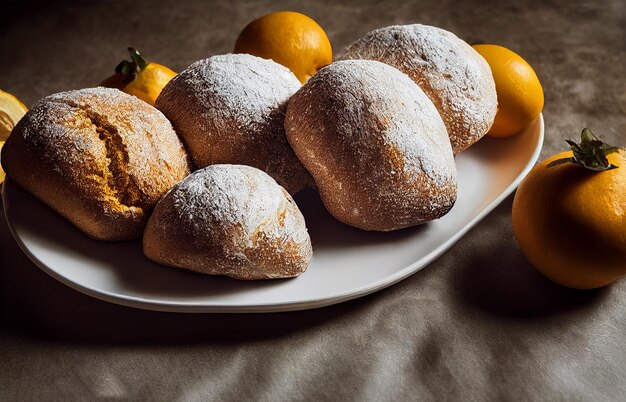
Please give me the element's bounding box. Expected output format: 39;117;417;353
1;88;191;241
155;53;313;195
339;24;497;154
143;164;312;280
285;60;457;232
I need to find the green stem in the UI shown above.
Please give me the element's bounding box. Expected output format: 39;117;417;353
113;47;151;79
127;47;149;71
548;128;622;171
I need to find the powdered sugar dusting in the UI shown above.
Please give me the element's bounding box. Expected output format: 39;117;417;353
4;87;190;240
145;164;312;279
184;54;301;127
339;24;497;154
171;164;285;236
18;87;190;208
285;60;457;231
156;54;312;194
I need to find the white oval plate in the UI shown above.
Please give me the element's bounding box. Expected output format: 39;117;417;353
3;115;543;313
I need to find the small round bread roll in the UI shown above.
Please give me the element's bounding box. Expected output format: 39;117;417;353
339;24;497;154
155;53;313;195
1;88;191;241
285;60;457;232
143;164;312;280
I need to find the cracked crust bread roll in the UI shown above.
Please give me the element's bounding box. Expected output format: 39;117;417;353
143;164;312;280
285;60;457;232
155;53;313;195
338;24;497;154
1;87;191;241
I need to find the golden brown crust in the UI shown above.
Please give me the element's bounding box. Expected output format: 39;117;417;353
285;60;457;231
143;165;312;280
1;88;191;241
155;54;314;195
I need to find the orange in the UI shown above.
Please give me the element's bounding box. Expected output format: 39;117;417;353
101;48;176;106
0;89;28;183
473;44;544;138
0;141;6;183
124;62;176;106
512;138;626;289
234;11;333;83
0;89;28;141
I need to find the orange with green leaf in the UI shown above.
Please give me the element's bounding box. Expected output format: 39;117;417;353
101;48;176;106
512;129;626;289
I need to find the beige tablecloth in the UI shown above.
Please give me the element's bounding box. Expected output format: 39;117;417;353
1;0;625;400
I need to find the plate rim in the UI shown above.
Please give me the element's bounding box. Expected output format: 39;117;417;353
2;115;544;313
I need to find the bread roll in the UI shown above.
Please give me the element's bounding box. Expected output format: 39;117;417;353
1;88;191;241
339;24;497;154
285;60;457;232
143;164;312;280
155;53;313;194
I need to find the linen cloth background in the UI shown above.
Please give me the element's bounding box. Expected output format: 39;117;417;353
0;0;624;400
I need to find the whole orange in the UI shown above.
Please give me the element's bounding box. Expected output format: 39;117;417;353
234;11;332;83
512;148;626;289
473;44;544;138
101;48;176;106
